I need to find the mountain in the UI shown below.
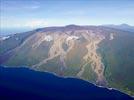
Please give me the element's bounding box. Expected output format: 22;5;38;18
0;25;134;96
103;24;134;32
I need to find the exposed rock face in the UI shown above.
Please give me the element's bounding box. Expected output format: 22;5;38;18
110;33;114;40
81;32;106;85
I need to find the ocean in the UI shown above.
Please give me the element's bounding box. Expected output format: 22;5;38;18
0;66;133;100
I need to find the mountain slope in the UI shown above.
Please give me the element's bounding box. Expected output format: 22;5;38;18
0;25;134;96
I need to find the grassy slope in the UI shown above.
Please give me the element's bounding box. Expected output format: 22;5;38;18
81;63;97;83
38;56;62;74
65;38;88;76
5;41;52;66
98;32;134;96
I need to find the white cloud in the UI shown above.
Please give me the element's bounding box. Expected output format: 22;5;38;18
1;18;48;28
25;19;47;28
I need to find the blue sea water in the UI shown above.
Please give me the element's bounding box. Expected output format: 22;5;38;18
0;66;133;100
0;28;32;36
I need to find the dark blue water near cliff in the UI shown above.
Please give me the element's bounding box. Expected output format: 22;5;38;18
0;66;133;100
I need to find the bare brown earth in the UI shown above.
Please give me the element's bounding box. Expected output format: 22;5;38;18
79;31;107;85
32;33;76;69
30;30;107;85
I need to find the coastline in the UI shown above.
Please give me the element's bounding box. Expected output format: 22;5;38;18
1;65;133;98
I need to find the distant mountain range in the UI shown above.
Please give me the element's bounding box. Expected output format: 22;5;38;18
0;25;134;96
103;24;134;32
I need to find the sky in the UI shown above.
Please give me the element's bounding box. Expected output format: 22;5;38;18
0;0;134;30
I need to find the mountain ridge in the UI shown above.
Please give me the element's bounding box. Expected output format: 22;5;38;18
102;24;134;32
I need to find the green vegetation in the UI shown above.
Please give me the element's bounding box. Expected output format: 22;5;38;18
5;41;52;66
38;56;62;74
65;40;88;76
98;33;134;95
81;63;97;83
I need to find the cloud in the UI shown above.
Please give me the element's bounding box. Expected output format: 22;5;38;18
25;19;47;28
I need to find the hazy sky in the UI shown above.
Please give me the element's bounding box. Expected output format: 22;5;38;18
1;0;134;29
